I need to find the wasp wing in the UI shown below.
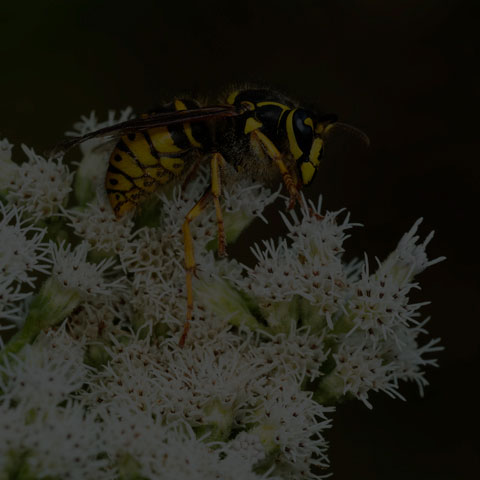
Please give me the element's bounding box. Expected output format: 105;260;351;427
51;105;242;156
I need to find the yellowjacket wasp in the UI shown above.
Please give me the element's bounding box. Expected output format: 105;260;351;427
55;88;368;346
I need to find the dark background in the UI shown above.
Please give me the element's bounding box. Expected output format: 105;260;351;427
1;1;478;478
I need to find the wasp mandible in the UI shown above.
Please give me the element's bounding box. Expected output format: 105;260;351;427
54;88;368;346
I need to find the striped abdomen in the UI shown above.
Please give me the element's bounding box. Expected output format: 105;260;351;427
106;99;209;217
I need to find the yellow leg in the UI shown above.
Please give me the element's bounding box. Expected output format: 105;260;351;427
178;152;227;347
179;190;211;347
210;153;227;257
251;130;302;209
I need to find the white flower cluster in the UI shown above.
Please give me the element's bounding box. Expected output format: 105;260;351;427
0;112;444;479
0;144;73;221
321;221;445;408
64;193;135;255
0;203;50;326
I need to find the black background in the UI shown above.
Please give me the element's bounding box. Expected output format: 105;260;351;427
1;1;478;478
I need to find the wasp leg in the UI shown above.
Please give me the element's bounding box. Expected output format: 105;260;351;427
251;130;301;209
210;152;227;257
179;152;227;347
180;189;211;347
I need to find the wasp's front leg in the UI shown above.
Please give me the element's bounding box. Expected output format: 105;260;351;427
250;130;302;209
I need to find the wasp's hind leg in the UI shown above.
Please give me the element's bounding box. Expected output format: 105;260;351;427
250;130;302;209
209;152;227;257
179;152;227;347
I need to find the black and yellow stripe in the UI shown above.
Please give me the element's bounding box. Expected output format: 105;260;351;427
106;99;208;217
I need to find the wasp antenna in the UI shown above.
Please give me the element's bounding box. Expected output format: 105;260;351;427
330;122;370;147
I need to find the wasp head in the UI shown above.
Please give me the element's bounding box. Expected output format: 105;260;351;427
298;116;370;186
295;112;338;186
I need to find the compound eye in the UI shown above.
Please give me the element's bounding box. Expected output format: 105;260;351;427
293;110;314;152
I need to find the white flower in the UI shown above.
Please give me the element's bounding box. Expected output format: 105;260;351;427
347;257;427;341
384;319;443;396
281;197;358;263
0;137;14;162
379;218;446;285
118;226;187;332
0;203;50;326
119;226;182;286
235;203;352;332
153;339;265;432
0;241;128;344
246;378;333;479
4;145;73;220
222;180;281;242
64;192;135;255
67;293;134;342
330;334;404;409
0;400;107;480
251;326;328;383
101;413;278;480
224;431;267;466
0;326;88;408
47;240;125;299
0;203;50;288
0;280;28;325
87;334;270;437
0;110;445;480
84;336;163;417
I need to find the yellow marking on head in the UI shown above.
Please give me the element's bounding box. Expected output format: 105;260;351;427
110;149;145;178
257;101;290;128
160;156;185;175
309;138;324;167
227;90;239;105
304;117;314;129
244;117;263;134
286;109;303;160
315;124;324;135
149;127;184;154
300;162;316;185
122;133;159;166
106;171;134;191
257;101;290;110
